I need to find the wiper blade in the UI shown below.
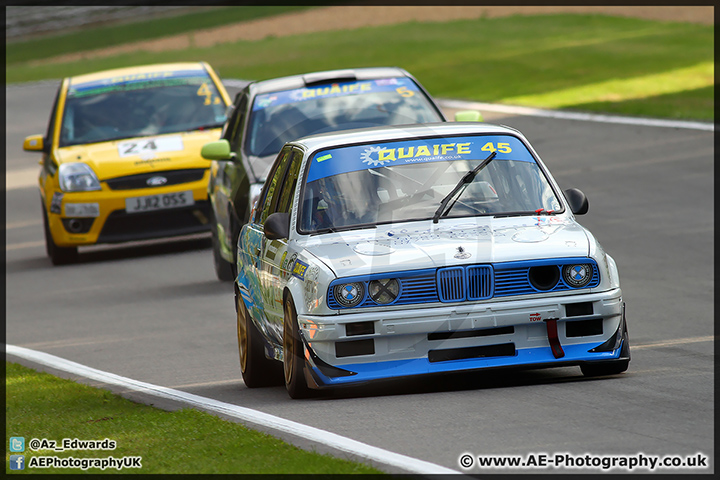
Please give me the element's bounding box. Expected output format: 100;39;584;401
492;211;536;218
311;224;377;235
493;209;555;218
311;227;337;235
432;151;497;223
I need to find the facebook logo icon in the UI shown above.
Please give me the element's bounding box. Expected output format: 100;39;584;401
10;455;25;470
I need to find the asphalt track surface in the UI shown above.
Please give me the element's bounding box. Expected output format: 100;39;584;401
5;81;715;475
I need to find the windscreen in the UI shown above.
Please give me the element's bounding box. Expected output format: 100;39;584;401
59;69;227;146
245;77;444;157
300;134;563;233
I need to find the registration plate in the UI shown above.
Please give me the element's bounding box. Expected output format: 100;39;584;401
125;191;194;213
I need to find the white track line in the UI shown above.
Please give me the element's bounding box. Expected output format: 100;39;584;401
438;99;714;131
5;344;461;475
631;335;714;350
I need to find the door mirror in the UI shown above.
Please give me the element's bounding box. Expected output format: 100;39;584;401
564;188;589;215
264;212;290;240
23;134;45;152
454;110;484;122
201;139;234;161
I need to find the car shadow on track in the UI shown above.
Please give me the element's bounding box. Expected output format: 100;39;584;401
77;234;212;265
7;234;212;272
193;366;630;403
5;256;52;274
315;366;628;402
131;277;234;303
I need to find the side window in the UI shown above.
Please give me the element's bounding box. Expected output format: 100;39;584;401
44;84;62;173
275;149;303;215
255;147;292;224
225;93;248;153
45;87;61;143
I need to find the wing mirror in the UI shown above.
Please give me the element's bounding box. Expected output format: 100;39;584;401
563;188;589;215
200;139;234;161
23;134;46;152
454;110;484;122
264;212;290;240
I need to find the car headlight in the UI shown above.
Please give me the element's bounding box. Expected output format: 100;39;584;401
563;264;593;288
333;282;365;308
368;278;399;304
58;163;101;192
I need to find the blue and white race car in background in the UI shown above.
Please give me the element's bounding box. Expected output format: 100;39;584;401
234;122;630;398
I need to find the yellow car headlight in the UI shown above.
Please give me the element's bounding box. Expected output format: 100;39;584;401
59;163;101;192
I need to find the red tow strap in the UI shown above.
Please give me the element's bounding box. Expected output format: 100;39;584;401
544;318;565;358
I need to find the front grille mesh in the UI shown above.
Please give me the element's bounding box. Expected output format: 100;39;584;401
467;265;493;300
438;267;464;302
96;201;211;243
104;169;206;190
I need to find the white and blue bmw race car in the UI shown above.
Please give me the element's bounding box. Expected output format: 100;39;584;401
234;122;630;398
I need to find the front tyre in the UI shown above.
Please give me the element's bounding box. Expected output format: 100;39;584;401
283;295;313;399
236;285;282;387
42;207;78;265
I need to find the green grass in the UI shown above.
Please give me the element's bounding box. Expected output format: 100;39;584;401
5;362;383;474
5;6;315;64
5;13;713;121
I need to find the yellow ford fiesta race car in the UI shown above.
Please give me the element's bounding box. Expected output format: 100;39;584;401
23;62;232;265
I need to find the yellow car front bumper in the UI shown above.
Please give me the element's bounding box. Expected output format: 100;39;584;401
45;170;212;247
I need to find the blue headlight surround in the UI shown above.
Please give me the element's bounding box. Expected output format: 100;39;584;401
495;258;600;297
328;268;437;310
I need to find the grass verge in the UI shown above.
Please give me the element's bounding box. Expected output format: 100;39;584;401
6;14;712;121
5;362;382;474
5;6;314;65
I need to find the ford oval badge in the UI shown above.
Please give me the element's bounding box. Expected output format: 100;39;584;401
147;176;168;187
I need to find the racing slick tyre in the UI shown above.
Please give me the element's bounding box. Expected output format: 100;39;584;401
283;295;313;399
211;213;234;282
236;286;282;387
581;324;630;377
42;207;78;266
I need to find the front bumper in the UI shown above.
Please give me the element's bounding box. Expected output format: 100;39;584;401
298;288;626;388
45;173;211;247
